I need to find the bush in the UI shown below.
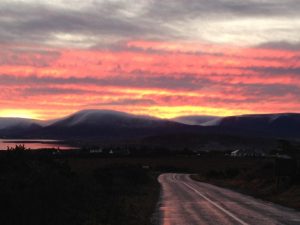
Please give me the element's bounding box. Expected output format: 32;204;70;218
225;168;240;179
205;169;224;179
205;168;240;179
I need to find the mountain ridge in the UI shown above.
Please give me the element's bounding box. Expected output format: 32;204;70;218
0;109;299;139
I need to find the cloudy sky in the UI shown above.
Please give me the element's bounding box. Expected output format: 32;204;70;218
1;0;300;119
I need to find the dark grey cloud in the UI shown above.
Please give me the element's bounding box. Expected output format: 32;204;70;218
0;1;177;46
257;41;300;51
0;73;212;91
201;96;262;104
248;66;300;75
145;0;300;21
1;73;300;101
237;83;300;97
91;98;156;106
0;0;299;47
21;87;90;96
0;48;60;66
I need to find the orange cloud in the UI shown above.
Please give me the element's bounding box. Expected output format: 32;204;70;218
0;41;300;119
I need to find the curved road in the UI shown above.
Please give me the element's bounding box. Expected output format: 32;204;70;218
158;173;300;225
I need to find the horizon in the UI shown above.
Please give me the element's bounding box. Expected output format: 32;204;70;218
0;108;299;121
1;0;300;120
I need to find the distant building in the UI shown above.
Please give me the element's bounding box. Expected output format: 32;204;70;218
89;148;103;154
52;149;61;155
231;149;265;157
230;149;241;157
275;153;292;159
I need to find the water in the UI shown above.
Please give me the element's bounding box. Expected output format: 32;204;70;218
0;139;76;150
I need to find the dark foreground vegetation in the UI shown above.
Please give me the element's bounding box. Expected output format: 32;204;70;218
0;146;159;225
192;157;300;210
1;140;299;225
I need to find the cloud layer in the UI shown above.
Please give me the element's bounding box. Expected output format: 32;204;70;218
1;0;300;47
0;0;299;119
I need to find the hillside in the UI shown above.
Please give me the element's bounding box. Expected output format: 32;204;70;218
38;109;193;139
0;110;299;140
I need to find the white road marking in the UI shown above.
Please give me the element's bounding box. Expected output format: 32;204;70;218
182;181;250;225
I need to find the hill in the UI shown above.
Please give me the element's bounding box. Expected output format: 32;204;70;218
0;110;299;140
38;109;193;139
214;113;300;138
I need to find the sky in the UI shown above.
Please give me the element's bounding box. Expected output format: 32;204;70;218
0;0;300;120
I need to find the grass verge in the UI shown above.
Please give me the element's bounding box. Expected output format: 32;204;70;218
191;160;300;210
0;152;160;225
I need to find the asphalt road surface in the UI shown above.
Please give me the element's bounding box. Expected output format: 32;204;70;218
158;173;300;225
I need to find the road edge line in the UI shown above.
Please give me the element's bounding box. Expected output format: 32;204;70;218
182;181;249;225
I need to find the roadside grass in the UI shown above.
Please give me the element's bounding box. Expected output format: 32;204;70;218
0;151;160;225
4;150;295;225
66;156;256;175
191;159;300;210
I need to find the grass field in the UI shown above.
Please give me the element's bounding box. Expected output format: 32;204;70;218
1;150;299;225
66;156;257;174
191;159;300;210
0;152;160;225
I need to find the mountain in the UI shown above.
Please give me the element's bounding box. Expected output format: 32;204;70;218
171;113;300;138
0;110;299;140
0;117;43;138
0;118;41;130
172;115;220;125
50;109;160;128
38;109;192;139
212;113;300;138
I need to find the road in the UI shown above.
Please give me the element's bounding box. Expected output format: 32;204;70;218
158;173;300;225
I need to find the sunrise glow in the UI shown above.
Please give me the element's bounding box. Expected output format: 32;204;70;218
0;0;300;120
0;109;38;119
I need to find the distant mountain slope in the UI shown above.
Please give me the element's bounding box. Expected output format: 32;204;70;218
213;113;300;138
0;118;42;138
0;110;299;139
0;118;41;130
39;109;192;139
50;109;160;128
172;115;220;125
